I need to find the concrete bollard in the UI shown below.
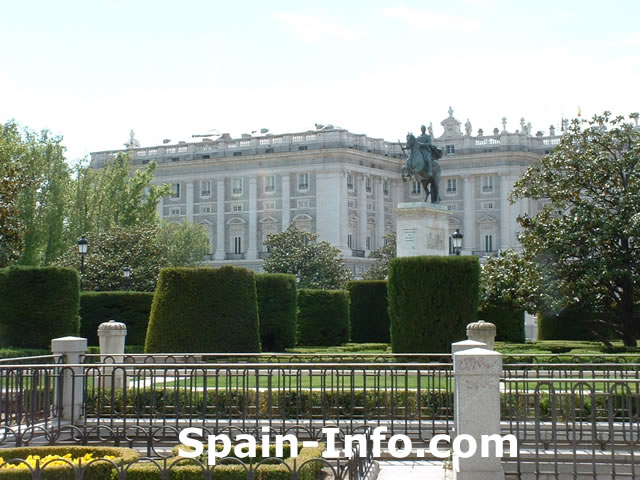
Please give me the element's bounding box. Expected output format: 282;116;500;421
51;336;87;422
466;320;496;350
98;320;127;390
453;347;504;480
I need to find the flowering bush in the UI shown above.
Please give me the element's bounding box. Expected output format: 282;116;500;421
0;453;116;470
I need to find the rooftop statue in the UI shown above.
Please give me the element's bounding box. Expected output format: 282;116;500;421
401;125;443;203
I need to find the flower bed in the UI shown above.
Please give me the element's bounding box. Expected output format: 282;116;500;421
0;446;138;480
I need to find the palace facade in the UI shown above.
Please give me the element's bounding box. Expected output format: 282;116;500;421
90;108;562;275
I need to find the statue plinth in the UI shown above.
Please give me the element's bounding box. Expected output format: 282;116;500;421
394;202;451;257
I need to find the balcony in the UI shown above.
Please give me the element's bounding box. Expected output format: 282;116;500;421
225;253;246;260
472;250;499;257
351;249;365;258
259;252;270;259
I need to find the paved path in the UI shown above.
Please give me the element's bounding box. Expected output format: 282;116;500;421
377;460;447;479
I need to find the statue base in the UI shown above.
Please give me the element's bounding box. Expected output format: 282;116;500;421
394;202;451;257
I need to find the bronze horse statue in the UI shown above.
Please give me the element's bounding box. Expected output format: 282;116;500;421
401;131;443;203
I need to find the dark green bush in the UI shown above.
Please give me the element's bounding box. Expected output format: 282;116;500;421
255;274;297;352
0;266;80;349
388;256;480;353
537;306;611;341
347;280;389;343
0;446;138;480
478;306;525;343
145;266;260;353
80;292;154;346
297;289;349;346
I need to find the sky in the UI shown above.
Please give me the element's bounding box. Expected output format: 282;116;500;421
1;0;639;162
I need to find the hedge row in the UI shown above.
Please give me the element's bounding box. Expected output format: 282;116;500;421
388;256;480;353
255;274;297;351
145;266;260;353
478;306;525;343
0;266;80;349
80;292;154;346
297;289;349;346
537;306;613;341
347;280;390;343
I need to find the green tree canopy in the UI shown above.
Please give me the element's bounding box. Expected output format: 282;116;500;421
362;232;396;280
262;224;352;289
511;111;640;346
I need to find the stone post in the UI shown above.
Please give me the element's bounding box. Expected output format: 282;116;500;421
453;347;504;480
51;336;87;422
466;320;496;350
98;320;127;390
452;339;487;354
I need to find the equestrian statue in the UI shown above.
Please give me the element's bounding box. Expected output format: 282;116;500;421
401;124;443;204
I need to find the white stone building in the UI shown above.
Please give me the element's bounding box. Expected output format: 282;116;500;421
90;108;562;275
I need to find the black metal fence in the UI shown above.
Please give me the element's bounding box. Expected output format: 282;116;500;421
1;353;639;479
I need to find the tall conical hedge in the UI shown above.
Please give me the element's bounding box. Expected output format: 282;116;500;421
388;256;480;353
145;266;260;353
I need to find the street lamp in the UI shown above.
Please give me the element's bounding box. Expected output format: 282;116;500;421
451;229;463;256
77;236;89;289
123;266;132;291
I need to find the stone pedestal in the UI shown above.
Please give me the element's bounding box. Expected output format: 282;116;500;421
453;347;505;480
51;336;87;422
394;202;451;257
98;320;127;390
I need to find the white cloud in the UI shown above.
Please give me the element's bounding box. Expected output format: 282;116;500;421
381;6;482;33
272;12;367;43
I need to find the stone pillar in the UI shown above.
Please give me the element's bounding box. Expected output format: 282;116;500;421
281;174;290;230
215;179;225;260
51;336;87;422
247;176;258;260
462;175;474;255
499;174;512;250
453;348;505;480
357;174;367;249
186;182;194;222
339;172;349;253
375;178;385;250
452;339;488;354
316;171;343;246
98;320;127;390
467;320;497;350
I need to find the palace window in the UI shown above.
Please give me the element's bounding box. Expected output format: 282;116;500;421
232;178;243;195
446;178;457;194
482;176;494;193
200;205;212;214
298;173;309;190
411;181;421;195
383;180;389;196
265;175;275;193
170;207;181;216
347;174;354;190
171;183;180;199
446;145;455;155
365;177;372;193
232;203;243;212
485;234;494;253
201;180;211;197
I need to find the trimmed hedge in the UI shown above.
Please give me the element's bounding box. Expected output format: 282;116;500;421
0;266;80;349
0;446;138;480
478;306;525;343
80;292;154;346
537;306;612;341
255;273;297;352
347;280;390;343
297;289;349;346
388;256;480;353
145;266;260;353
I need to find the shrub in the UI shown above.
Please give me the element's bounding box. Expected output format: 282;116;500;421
0;446;138;480
255;274;297;352
0;266;79;349
388;256;480;353
297;289;349;346
537;306;612;341
478;306;525;343
347;280;390;343
145;266;260;353
80;292;154;346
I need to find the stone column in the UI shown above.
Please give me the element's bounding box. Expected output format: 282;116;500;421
467;320;497;350
339;172;349;253
462;175;474;255
375;178;385;250
281;174;290;230
51;336;87;422
186;182;194;222
215;179;225;260
98;320;127;390
499;175;514;250
357;174;367;249
316;171;343;246
453;348;505;480
247;176;258;260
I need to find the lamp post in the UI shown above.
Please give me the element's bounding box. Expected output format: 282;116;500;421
123;266;132;291
77;236;89;290
451;229;464;256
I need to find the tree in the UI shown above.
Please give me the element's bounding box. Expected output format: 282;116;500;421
263;224;352;289
511;112;640;346
156;220;210;267
362;232;396;280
